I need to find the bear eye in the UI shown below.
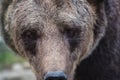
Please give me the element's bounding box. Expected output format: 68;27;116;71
64;28;81;52
64;28;80;39
22;29;38;41
21;29;39;55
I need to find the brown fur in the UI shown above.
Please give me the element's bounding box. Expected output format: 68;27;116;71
1;0;120;80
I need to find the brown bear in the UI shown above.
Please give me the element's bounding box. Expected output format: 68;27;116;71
0;0;120;80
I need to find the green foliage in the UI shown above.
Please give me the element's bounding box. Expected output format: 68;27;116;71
0;41;26;70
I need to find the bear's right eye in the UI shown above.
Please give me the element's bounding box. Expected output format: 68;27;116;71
21;29;39;55
22;30;38;41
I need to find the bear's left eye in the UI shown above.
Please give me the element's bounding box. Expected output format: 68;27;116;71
64;28;80;39
64;28;81;52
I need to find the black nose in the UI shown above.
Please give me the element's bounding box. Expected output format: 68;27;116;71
44;71;67;80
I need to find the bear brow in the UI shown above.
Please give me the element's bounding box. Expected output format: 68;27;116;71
56;12;81;29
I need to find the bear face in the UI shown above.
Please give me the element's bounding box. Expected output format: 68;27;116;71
1;0;108;80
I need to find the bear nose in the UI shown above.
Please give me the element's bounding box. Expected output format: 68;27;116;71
44;71;67;80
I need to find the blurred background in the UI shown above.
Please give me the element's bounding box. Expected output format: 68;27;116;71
0;35;36;80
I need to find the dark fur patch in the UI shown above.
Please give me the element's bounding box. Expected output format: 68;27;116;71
53;0;64;8
63;28;81;52
21;29;39;55
87;0;104;5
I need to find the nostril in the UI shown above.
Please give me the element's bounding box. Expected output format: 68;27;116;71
44;71;67;80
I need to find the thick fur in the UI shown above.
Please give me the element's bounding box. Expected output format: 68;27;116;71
0;0;120;80
75;0;120;80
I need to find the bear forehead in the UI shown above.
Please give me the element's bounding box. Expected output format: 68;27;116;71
10;0;93;30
